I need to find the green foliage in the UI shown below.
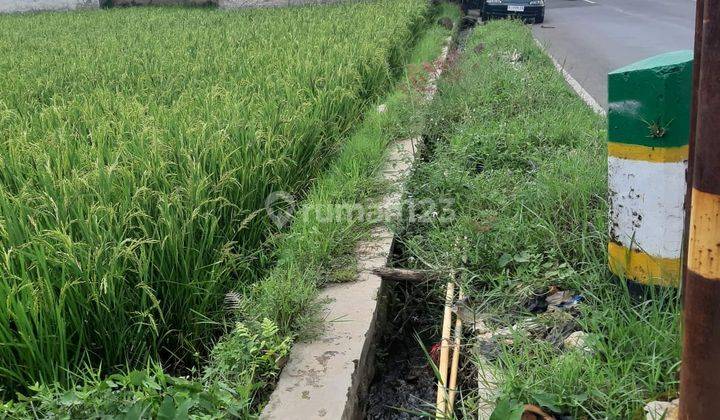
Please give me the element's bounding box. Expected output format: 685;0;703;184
1;368;239;419
0;0;428;394
0;319;290;418
203;319;292;397
0;2;461;416
490;399;524;420
402;20;680;417
242;3;458;339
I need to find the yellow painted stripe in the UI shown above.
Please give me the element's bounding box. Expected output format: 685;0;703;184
688;188;720;281
608;242;681;286
608;143;688;163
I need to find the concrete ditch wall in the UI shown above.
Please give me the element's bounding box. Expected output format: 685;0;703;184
0;0;98;13
261;40;451;420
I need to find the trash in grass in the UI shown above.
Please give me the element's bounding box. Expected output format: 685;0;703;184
490;323;529;345
430;341;442;366
546;289;573;306
527;293;549;313
644;399;679;420
522;404;556;420
527;286;583;314
546;290;583;312
563;331;592;354
488;400;555;420
472;310;581;359
466;289;592;418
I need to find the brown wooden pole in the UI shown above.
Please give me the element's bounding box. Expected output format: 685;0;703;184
679;0;720;417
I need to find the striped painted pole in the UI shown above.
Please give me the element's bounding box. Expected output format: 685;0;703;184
682;0;704;291
680;0;720;415
607;51;693;287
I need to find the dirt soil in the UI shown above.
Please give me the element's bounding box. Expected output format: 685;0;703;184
365;278;440;419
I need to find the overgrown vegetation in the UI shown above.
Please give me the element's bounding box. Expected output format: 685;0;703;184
401;20;680;418
0;2;461;416
242;1;461;340
0;0;427;394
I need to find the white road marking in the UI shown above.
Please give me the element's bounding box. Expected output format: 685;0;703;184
583;0;597;4
533;39;606;116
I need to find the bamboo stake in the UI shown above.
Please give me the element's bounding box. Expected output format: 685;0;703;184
447;290;464;413
436;281;455;418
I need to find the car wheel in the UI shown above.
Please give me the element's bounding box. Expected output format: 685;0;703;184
535;14;544;24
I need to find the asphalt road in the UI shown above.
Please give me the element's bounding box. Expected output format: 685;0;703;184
531;0;696;109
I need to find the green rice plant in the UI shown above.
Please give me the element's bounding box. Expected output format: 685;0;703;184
0;0;429;394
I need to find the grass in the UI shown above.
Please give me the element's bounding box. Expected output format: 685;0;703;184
0;0;428;397
241;1;462;339
400;20;680;418
0;2;461;417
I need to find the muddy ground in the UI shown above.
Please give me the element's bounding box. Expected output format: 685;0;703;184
365;278;441;419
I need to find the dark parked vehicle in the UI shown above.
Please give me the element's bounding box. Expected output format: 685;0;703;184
481;0;545;24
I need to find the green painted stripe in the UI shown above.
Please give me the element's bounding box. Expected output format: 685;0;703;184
608;50;692;148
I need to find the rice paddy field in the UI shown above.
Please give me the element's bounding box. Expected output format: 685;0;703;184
0;0;430;409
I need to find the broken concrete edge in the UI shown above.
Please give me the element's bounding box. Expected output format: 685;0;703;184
0;0;98;14
532;38;606;116
261;40;451;420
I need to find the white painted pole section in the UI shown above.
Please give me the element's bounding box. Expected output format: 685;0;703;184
608;157;687;258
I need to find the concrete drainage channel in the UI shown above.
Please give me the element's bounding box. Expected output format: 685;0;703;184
365;20;483;419
365;246;479;419
261;41;452;420
365;273;440;419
